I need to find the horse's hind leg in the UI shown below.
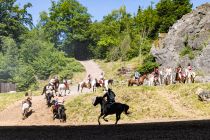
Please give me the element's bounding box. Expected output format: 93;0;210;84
102;114;108;122
115;114;120;125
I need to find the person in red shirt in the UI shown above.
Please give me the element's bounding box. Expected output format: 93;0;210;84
187;63;192;72
176;64;183;80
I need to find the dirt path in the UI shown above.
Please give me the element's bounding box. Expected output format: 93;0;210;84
0;60;103;126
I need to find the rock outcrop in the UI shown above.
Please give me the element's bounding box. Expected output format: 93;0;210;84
151;3;210;82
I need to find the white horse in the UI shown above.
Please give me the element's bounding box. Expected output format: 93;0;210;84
164;68;173;85
92;79;114;92
58;80;72;96
147;73;154;86
185;69;196;83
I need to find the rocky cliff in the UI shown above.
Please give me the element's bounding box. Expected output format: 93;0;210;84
151;3;210;82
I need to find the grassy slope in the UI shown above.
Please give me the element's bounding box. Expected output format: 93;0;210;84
0;92;25;111
65;58;210;124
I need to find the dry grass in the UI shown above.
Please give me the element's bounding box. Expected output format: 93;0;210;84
65;83;210;124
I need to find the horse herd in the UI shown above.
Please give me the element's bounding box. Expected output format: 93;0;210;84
128;69;196;87
78;79;114;92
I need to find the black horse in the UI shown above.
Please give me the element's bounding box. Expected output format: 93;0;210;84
41;84;55;96
92;96;129;125
46;93;54;107
51;100;66;122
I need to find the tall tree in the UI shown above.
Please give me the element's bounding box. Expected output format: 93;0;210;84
0;0;33;47
39;0;91;59
156;0;192;33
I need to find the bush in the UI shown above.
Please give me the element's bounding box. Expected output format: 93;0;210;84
12;64;36;91
180;46;195;60
138;55;159;74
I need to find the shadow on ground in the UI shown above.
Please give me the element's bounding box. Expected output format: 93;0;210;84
1;119;210;140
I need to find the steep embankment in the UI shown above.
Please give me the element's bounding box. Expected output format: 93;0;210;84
151;3;210;82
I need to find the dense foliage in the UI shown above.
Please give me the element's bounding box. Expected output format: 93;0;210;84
0;0;84;91
39;0;91;59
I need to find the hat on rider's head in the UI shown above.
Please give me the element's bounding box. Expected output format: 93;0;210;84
50;79;55;84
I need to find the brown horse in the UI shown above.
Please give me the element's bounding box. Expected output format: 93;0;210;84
78;81;92;93
175;72;186;83
128;74;147;86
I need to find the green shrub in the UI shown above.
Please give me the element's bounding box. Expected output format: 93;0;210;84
13;64;36;91
138;55;159;74
180;46;195;60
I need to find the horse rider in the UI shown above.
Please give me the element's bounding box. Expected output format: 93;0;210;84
53;96;65;117
102;88;116;114
87;74;92;83
187;63;192;72
165;66;172;77
134;70;140;81
47;80;55;96
54;76;60;93
176;64;183;79
99;72;105;86
63;78;68;88
22;92;32;107
153;67;159;78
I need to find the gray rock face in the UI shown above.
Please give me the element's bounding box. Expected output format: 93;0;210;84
151;3;210;82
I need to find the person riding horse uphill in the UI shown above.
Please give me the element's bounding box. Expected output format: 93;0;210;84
176;64;183;79
154;67;159;78
102;88;116;114
134;70;140;80
99;72;105;86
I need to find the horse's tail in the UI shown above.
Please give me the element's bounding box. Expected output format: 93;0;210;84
41;85;46;95
123;104;130;115
78;83;80;92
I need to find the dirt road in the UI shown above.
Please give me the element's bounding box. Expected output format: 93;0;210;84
0;60;103;126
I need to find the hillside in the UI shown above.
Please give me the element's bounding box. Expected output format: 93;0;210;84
62;59;210;125
65;80;210;124
151;3;210;82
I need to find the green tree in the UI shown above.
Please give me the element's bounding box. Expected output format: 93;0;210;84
156;0;192;33
39;0;91;59
0;0;33;47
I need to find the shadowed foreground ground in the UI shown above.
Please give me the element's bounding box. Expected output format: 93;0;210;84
0;119;210;140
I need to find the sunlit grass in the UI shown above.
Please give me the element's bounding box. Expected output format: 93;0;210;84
0;92;25;111
64;60;210;124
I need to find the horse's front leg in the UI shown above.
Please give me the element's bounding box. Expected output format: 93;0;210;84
98;113;103;125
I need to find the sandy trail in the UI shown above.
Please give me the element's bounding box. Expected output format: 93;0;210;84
0;60;103;126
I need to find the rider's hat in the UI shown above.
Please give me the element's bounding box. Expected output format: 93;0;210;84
50;79;55;83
